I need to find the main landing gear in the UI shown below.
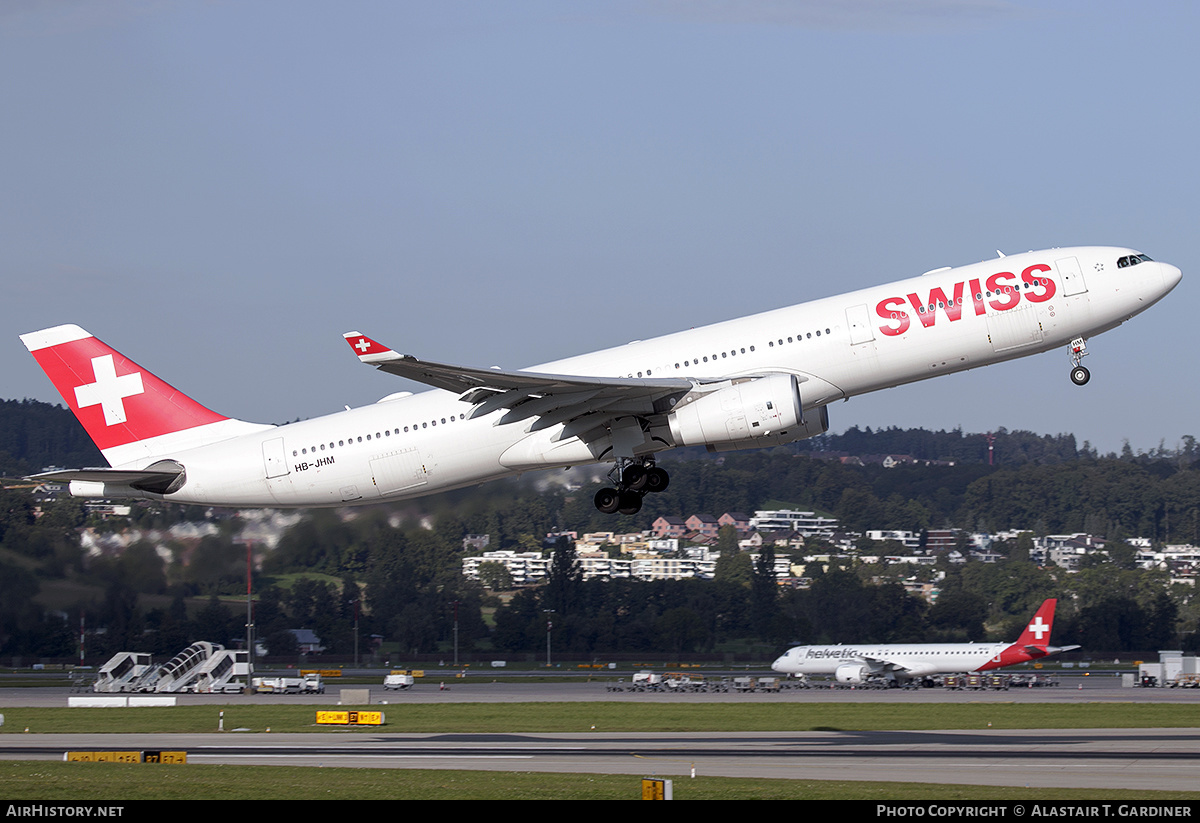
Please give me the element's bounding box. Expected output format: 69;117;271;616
1068;337;1090;386
594;459;670;515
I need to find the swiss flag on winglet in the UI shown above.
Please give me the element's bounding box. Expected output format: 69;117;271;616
343;331;392;358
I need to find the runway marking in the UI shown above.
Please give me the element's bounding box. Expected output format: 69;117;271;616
632;753;699;766
190;755;535;761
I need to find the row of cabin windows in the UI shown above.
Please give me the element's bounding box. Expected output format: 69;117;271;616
291;413;465;456
630;325;839;378
673;345;754;372
769;327;833;347
910;277;1052;313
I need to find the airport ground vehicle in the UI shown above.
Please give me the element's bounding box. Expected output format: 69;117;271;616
253;673;324;694
93;643;248;693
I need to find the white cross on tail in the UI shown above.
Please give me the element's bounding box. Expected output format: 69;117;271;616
1027;616;1049;641
74;354;144;426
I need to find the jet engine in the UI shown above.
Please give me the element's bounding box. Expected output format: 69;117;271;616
834;663;871;685
667;373;829;451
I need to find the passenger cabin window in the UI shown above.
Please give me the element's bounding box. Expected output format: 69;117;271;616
1117;253;1153;268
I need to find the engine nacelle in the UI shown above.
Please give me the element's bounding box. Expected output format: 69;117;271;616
667;373;829;451
834;663;871;685
705;405;829;453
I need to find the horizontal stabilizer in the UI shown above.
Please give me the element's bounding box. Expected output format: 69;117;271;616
30;459;185;495
1046;644;1081;655
1022;643;1081;659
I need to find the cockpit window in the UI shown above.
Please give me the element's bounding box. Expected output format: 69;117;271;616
1117;253;1153;268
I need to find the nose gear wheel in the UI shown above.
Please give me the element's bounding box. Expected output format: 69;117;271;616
1068;338;1090;385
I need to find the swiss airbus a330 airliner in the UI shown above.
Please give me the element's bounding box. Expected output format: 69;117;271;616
771;599;1079;686
21;246;1180;514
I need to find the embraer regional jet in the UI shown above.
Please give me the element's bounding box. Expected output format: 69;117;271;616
771;599;1079;686
21;246;1180;514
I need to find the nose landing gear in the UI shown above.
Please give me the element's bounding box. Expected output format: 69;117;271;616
1068;337;1090;385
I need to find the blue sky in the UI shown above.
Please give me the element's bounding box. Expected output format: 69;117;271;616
2;1;1195;457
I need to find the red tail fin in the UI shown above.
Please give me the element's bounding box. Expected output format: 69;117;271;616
21;324;229;460
1015;599;1057;647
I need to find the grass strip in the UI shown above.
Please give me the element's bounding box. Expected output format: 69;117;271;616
1;762;1197;801
2;702;1199;734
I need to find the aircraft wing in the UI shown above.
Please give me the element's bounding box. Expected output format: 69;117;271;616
857;655;938;678
856;654;904;673
343;331;694;428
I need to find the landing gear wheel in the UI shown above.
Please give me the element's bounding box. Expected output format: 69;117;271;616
596;459;667;513
617;490;643;515
594;487;622;514
621;464;648;492
1070;366;1090;386
643;466;670;494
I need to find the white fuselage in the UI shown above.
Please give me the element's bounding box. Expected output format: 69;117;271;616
96;246;1180;507
771;642;1011;680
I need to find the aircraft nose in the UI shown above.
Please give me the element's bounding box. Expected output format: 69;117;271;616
1162;262;1183;293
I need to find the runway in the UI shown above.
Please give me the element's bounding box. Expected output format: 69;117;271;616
3;728;1199;792
2;677;1199;792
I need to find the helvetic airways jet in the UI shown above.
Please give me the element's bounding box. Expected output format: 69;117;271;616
771;599;1079;686
21;246;1180;514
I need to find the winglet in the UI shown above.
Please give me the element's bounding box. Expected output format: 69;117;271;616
343;331;400;364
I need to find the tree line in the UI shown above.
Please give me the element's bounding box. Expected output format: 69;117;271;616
4;492;1194;661
0;399;103;477
2;397;1198;661
489;539;1193;657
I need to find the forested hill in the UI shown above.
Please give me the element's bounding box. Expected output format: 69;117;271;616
799;426;1199;465
798;426;1081;464
0;396;1193;476
0;399;104;476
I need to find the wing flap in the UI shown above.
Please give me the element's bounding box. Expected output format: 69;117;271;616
496;389;603;426
856;655;938;677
